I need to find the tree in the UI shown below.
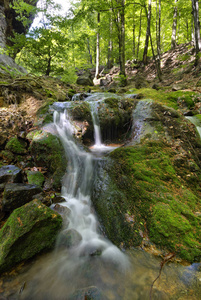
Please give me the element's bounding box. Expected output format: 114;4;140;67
191;0;201;65
171;0;178;49
143;0;152;65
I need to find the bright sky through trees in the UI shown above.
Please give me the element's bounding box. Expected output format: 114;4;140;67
31;0;71;28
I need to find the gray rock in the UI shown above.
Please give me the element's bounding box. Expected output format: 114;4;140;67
2;183;42;212
0;165;22;184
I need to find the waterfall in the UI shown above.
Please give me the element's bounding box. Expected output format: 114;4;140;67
53;106;129;264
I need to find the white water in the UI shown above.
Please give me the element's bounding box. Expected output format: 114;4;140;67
85;93;120;152
53;106;129;266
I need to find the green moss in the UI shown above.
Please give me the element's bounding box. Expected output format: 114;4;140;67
128;88;201;110
27;171;45;187
29;131;67;190
107;141;201;261
0;199;62;273
36;99;55;116
5;137;27;155
70;102;92;121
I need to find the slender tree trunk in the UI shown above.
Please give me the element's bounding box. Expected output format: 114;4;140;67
46;55;51;76
107;11;113;69
155;0;162;81
87;38;93;65
171;0;178;49
192;0;201;65
132;5;136;58
137;8;142;60
119;0;126;77
191;15;195;44
95;12;100;79
143;0;152;65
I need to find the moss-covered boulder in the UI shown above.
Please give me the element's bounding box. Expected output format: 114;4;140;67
0;199;62;273
5;137;27;154
29;131;67;190
97;96;136;143
93;140;201;262
26;170;45;187
92;100;201;262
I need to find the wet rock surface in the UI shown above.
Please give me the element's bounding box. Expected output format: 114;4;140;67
0;165;22;183
2;183;42;212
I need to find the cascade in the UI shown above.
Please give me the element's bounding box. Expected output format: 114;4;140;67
53;108;128;262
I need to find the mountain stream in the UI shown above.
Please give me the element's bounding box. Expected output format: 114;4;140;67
0;93;201;300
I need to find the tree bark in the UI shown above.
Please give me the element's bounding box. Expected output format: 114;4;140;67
107;11;113;69
95;12;100;79
87;38;93;65
137;8;142;60
143;0;152;65
192;0;201;65
171;0;178;50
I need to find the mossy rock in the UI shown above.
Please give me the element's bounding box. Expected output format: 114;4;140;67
93;140;201;262
97;97;135;143
0;199;62;273
5;137;27;155
26;170;45;187
29;131;67;190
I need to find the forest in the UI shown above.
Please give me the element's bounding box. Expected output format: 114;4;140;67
0;0;201;299
6;0;201;84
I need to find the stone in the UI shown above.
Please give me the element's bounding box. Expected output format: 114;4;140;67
2;183;42;212
29;131;67;190
69;286;105;300
5;137;27;154
0;199;62;273
0;165;22;184
26;170;45;187
57;228;82;248
76;71;94;86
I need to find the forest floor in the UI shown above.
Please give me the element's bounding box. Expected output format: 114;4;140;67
106;42;201;93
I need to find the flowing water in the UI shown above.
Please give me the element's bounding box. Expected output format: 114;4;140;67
0;94;201;299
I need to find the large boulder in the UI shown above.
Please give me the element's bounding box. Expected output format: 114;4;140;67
0;199;62;273
2;183;42;212
29;130;67;190
76;70;94;86
92;100;201;262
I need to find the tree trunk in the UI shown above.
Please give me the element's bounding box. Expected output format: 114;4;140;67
95;12;100;79
192;0;201;65
46;55;51;76
137;8;142;60
132;5;136;58
143;0;152;65
119;0;126;77
107;11;113;69
171;0;178;50
155;0;162;81
87;38;93;65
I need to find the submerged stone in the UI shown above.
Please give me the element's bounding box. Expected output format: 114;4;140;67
69;286;105;300
0;199;62;273
57;228;82;248
2;183;42;212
